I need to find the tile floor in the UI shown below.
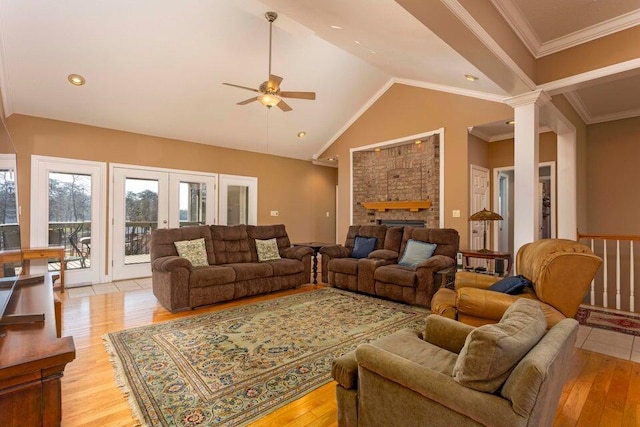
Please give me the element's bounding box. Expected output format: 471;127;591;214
62;278;640;362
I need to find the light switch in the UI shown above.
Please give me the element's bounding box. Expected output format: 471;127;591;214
270;210;279;217
452;210;461;218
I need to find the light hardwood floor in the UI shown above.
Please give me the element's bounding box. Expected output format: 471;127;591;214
58;284;640;426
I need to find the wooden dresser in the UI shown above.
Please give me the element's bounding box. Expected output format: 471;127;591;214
0;279;75;426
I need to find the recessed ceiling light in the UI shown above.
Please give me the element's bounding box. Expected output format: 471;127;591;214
330;25;343;30
506;120;515;125
354;40;361;45
464;74;479;82
328;157;335;161
297;131;306;138
68;74;85;86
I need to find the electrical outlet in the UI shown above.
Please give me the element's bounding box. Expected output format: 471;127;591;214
452;210;460;218
270;210;279;217
325;211;330;217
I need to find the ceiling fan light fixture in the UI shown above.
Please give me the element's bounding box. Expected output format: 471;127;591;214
258;93;281;108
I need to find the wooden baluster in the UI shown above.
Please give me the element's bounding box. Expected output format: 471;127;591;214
590;238;595;306
631;241;635;312
616;239;621;310
603;240;608;308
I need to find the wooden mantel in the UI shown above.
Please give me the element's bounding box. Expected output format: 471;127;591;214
361;200;432;212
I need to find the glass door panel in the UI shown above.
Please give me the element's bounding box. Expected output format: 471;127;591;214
219;174;257;225
112;168;168;281
169;173;217;228
0;159;18;251
48;172;92;271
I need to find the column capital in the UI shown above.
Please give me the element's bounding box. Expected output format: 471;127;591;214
504;90;551;108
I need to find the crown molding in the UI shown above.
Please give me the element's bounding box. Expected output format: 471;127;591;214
563;91;592;125
491;1;640;58
489;0;541;57
311;158;338;168
538;9;640;57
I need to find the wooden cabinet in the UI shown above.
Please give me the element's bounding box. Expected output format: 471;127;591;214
0;279;75;426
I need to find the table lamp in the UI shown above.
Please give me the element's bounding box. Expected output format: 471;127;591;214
469;208;503;253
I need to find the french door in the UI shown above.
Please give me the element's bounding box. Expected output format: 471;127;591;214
31;156;106;286
111;166;217;281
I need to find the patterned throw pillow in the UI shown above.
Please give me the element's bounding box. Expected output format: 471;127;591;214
174;238;208;267
256;238;281;262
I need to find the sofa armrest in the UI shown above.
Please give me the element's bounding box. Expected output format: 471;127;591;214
368;249;398;261
456;287;518;321
320;244;351;258
152;255;193;272
423;315;475;354
415;254;455;271
282;245;313;260
332;351;358;390
355;345;517;426
454;271;500;290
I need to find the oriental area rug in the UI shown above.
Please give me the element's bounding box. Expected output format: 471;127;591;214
105;288;428;426
575;306;640;336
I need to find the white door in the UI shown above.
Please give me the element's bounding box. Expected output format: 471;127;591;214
112;168;169;281
470;165;490;251
30;156;106;286
111;166;217;281
219;174;257;225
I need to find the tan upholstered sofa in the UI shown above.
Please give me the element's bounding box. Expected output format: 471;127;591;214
150;224;312;312
431;239;602;327
320;225;459;308
332;299;579;427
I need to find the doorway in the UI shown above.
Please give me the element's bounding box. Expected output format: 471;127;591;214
493;162;556;254
31;156;107;286
110;165;217;281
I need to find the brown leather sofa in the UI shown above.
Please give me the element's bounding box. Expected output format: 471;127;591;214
431;239;602;327
321;225;459;308
150;224;313;312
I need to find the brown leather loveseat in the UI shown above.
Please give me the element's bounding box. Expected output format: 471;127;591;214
321;225;459;308
150;224;312;312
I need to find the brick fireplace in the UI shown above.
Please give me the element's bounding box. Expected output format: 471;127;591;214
352;135;439;228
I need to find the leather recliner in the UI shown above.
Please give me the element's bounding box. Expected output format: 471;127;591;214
431;239;602;327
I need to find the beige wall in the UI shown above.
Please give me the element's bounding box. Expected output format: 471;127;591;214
319;83;513;244
586;116;640;234
7;114;338;251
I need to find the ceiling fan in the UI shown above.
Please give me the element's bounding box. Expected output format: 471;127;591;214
223;11;316;112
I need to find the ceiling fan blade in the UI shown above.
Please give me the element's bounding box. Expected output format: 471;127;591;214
267;74;283;91
223;82;260;93
280;91;316;100
237;97;258;105
276;99;292;112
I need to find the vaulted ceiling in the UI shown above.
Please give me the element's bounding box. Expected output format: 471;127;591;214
0;0;638;162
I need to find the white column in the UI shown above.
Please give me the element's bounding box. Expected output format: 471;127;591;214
557;130;577;239
505;91;551;255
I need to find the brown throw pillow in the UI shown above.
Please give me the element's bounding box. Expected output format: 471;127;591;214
452;299;547;393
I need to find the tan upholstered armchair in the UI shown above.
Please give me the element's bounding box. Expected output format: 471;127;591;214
332;299;579;427
431;239;602;327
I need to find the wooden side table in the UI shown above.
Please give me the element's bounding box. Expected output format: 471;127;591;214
21;247;66;292
459;248;512;276
293;242;332;284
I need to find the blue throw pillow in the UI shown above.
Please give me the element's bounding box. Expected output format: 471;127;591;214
398;239;437;267
352;236;377;259
488;275;531;295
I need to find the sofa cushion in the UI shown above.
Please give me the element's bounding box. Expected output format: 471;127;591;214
488;275;531;295
398;239;437;267
189;265;236;288
174;238;209;267
352;236;377;259
452;299;547;393
265;258;305;276
328;258;359;275
255;238;281;261
210;224;252;264
373;264;417;287
227;262;273;281
247;224;291;262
